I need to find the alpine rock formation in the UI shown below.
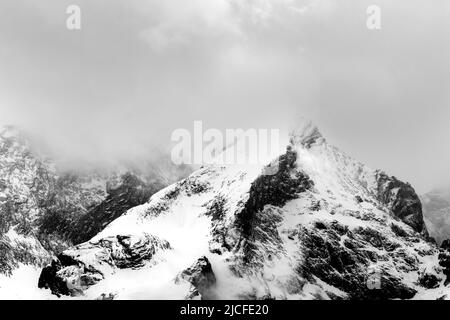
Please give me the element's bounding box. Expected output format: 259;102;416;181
36;122;450;300
0;126;190;298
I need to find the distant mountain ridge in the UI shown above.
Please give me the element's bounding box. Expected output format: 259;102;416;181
0;125;191;279
422;188;450;245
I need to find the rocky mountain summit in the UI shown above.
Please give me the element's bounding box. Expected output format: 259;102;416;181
37;122;450;300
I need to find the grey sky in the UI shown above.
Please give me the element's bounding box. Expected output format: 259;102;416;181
0;0;449;192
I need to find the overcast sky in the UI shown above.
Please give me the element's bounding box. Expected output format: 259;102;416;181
0;0;449;192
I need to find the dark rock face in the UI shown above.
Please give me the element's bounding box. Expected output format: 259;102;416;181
390;223;409;237
38;252;104;297
442;239;450;251
175;256;216;299
375;171;427;236
38;233;171;296
0;239;14;275
242;147;313;212
418;272;441;289
38;258;72;297
68;173;163;244
233;147;313;265
204;147;313;268
439;240;450;285
297;222;417;299
40;173;163;246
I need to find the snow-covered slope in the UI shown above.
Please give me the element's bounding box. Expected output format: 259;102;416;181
39;122;449;300
0;126;190;297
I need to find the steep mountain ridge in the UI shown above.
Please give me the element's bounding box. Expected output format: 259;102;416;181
0;126;59;276
38;123;447;300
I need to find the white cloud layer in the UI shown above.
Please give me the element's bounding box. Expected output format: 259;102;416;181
0;0;449;191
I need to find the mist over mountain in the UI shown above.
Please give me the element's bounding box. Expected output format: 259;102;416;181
422;187;450;245
1;0;449;193
0;0;449;303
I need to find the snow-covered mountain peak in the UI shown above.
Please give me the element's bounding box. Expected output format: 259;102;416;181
289;119;325;149
36;122;445;300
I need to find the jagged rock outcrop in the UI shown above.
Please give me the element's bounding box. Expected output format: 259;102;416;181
375;171;427;236
296;222;418;299
175;256;216;299
38;233;171;296
67;173;163;245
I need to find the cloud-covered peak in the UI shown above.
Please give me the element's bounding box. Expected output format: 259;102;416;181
289;119;325;148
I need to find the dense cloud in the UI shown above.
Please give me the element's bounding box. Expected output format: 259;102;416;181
0;0;449;191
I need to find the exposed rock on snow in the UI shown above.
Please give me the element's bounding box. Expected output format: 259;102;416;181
418;271;441;289
38;233;171;296
375;171;427;236
175;256;217;299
